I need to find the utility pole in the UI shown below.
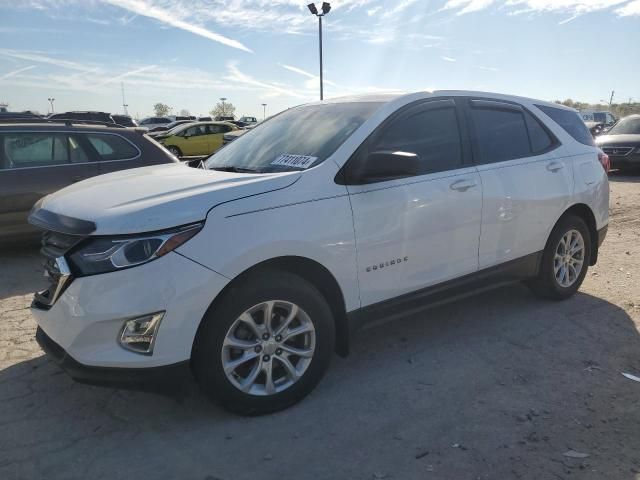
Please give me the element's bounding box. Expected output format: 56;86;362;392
261;103;267;120
608;90;615;108
121;82;129;116
47;97;55;114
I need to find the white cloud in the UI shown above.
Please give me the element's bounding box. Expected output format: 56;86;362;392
442;56;457;62
616;0;640;14
441;0;495;14
0;48;93;71
102;0;252;52
0;65;37;80
442;0;640;18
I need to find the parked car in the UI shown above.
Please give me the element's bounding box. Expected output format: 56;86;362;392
214;115;235;122
585;121;606;137
48;111;115;124
29;91;608;415
238;116;258;126
222;129;247;146
147;119;195;134
580;110;617;127
0;119;178;242
112;115;138;127
595;114;640;171
155;121;238;157
198;116;213;121
138;116;172;130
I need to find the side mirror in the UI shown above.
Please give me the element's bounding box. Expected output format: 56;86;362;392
348;150;421;184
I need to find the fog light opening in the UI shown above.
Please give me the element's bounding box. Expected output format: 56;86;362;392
119;312;165;355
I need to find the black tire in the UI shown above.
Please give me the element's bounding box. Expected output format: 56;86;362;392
167;146;182;157
528;214;591;300
192;270;335;415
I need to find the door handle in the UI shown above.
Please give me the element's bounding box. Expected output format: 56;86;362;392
449;179;477;192
546;161;564;172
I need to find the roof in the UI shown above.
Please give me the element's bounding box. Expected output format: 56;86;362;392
317;90;577;112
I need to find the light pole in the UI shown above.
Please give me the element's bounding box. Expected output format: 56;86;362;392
307;2;331;101
47;97;55;114
261;103;267;120
220;97;227;117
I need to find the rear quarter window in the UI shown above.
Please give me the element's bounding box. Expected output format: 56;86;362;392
85;134;139;161
535;105;595;146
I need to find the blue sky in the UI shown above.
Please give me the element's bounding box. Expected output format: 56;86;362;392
0;0;638;119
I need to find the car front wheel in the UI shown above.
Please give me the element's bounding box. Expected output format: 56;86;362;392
192;270;335;415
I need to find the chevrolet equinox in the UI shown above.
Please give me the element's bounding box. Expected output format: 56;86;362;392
29;91;609;415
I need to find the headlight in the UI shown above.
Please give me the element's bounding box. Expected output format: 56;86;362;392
68;223;203;276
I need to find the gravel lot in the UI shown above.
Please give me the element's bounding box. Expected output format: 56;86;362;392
1;173;639;480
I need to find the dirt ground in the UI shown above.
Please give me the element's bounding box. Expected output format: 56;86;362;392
1;173;639;480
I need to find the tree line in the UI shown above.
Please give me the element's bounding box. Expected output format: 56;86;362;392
153;100;236;119
554;99;640;118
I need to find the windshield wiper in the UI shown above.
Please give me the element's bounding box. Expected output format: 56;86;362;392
210;165;260;173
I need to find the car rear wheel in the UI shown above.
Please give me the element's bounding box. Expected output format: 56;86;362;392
528;215;591;300
167;146;182;157
192;270;335;415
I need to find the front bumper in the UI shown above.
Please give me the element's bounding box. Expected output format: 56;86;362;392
36;327;190;391
31;251;229;369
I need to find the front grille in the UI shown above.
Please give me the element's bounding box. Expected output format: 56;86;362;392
602;146;634;156
32;231;83;310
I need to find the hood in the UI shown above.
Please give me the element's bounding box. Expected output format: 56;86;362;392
32;163;300;235
596;134;640;146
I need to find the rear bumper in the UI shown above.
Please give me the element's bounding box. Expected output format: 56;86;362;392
36;326;190;392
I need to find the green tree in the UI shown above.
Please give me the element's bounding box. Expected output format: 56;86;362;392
209;100;236;119
153;102;170;117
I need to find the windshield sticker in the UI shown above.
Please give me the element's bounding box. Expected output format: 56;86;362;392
271;154;317;169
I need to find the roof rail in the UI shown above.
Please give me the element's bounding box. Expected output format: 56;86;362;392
0;118;125;128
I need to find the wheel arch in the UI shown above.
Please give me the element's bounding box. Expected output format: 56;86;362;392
554;203;599;266
192;255;351;359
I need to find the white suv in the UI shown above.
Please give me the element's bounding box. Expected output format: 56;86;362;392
29;91;609;415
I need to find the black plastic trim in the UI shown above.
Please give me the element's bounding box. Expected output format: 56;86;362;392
597;225;608;248
28;208;96;235
36;327;191;393
348;251;542;332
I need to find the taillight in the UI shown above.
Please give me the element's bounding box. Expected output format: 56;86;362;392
598;151;610;173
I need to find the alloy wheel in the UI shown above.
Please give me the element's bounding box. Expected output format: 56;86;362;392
221;300;316;396
554;229;585;288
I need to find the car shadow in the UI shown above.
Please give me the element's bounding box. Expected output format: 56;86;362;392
0;244;46;300
1;284;639;479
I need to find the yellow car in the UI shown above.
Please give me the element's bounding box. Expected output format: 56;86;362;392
157;122;238;157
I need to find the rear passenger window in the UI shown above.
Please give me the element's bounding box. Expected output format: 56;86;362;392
471;107;531;163
86;134;138;161
524;111;554;153
371;105;463;174
1;133;69;169
535;105;595;146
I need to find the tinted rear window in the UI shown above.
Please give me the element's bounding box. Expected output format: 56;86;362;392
536;105;595;146
471;107;531;163
85;134;139;160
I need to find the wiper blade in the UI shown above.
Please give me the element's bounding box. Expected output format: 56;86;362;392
211;165;260;173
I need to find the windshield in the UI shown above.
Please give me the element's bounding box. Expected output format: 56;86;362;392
607;117;640;135
205;102;381;173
